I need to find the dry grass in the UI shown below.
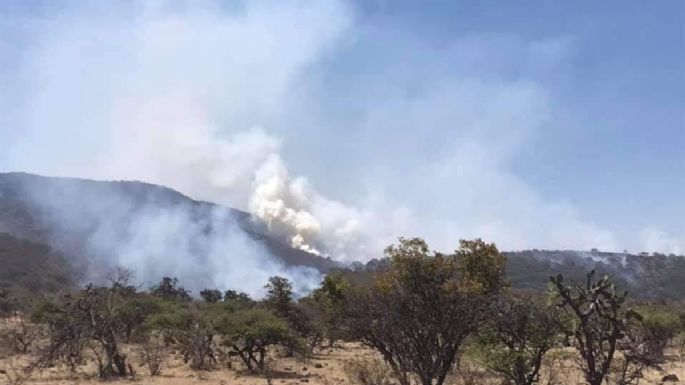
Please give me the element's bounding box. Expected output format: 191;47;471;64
0;321;683;385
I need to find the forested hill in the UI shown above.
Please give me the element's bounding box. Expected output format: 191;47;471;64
0;172;339;279
352;249;685;300
0;172;683;300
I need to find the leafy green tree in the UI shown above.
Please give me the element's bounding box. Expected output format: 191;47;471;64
479;298;562;385
150;277;191;301
264;276;294;317
456;238;508;294
143;298;190;345
199;289;223;304
633;306;681;362
218;308;293;373
223;290;255;308
309;272;350;346
347;237;506;385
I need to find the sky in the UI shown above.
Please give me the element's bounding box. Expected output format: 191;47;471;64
1;0;683;258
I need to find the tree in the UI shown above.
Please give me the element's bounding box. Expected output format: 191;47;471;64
33;284;135;379
308;272;350;346
150;277;191;301
178;312;218;370
456;238;508;294
224;290;255;308
199;289;223;304
479;297;561;385
634;307;681;362
347;237;506;385
264;276;294;317
218;308;293;373
550;271;642;385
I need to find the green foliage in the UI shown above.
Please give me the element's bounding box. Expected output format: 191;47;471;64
456;238;508;294
299;272;350;347
478;297;562;385
264;276;293;317
223;290;255;308
219;307;294;373
150;277;191;301
632;305;681;361
348;237;505;385
199;289;223;303
33;284;137;379
30;298;69;329
142;298;190;333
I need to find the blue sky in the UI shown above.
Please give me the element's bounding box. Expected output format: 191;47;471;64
0;0;683;257
349;0;685;238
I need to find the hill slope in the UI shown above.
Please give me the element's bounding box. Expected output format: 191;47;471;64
353;249;685;300
1;172;683;299
0;172;338;290
0;232;75;296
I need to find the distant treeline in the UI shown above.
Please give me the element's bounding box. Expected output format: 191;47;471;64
346;249;685;300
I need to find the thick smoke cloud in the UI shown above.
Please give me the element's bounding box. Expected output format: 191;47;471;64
0;0;682;292
7;173;321;297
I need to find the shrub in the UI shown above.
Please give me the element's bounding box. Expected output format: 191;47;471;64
478;298;562;385
219;307;294;374
138;335;167;376
344;357;395;385
347;238;506;385
635;307;681;362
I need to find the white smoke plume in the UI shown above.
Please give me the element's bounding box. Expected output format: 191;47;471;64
250;155;323;255
1;0;680;295
0;0;354;295
247;153;371;260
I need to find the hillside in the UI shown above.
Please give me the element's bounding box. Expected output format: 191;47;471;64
0;232;75;296
0;172;339;289
351;249;685;300
1;172;683;299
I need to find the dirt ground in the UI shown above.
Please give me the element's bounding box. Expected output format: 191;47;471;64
1;342;684;385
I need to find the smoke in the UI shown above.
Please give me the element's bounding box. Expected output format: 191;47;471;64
0;0;680;286
0;0;355;295
4;173;321;297
248;153;374;260
639;226;685;256
250;155;323;255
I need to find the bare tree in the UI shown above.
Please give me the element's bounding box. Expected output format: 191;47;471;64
550;271;642;385
33;284;134;379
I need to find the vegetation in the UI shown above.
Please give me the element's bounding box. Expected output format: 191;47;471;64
477;297;562;385
0;236;683;385
550;271;653;385
345;238;506;385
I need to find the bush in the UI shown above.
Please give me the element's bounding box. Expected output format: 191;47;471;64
346;238;506;385
138;335;167;376
344;357;394;385
218;308;294;374
478;298;562;385
635;308;681;362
